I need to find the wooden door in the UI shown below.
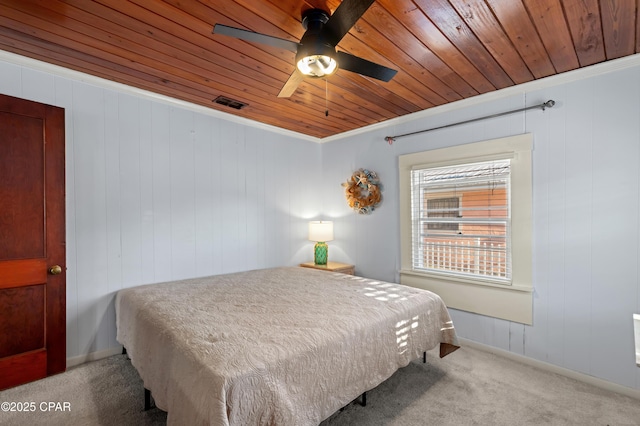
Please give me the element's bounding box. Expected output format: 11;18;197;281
0;94;66;390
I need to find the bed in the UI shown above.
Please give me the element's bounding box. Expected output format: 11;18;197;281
115;266;458;425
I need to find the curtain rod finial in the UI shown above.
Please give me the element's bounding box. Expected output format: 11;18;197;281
385;136;395;145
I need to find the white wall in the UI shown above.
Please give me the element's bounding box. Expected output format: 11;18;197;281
0;59;322;361
321;64;640;391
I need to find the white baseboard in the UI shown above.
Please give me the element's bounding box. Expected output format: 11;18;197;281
66;346;123;369
459;338;640;401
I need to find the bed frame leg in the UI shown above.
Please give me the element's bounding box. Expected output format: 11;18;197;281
144;388;154;411
359;392;367;407
423;351;427;363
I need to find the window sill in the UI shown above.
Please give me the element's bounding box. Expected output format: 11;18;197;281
399;269;533;293
399;269;533;325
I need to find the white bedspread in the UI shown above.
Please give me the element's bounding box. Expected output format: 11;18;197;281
115;267;458;425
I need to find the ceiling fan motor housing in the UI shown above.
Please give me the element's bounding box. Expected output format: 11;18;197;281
301;9;330;32
297;9;338;78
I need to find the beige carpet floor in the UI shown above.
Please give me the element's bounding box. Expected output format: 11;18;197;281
1;345;639;425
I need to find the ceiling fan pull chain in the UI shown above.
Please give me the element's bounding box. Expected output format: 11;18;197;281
325;78;329;117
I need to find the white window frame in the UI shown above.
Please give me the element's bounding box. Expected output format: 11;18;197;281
399;134;533;325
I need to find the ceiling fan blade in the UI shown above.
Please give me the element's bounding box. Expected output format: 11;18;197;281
278;70;306;98
336;51;397;82
323;0;375;46
213;24;299;53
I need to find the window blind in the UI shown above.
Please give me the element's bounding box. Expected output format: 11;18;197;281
410;159;511;283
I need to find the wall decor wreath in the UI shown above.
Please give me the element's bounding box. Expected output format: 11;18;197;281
342;169;382;214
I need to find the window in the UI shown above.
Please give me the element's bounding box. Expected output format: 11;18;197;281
399;134;533;325
413;160;510;283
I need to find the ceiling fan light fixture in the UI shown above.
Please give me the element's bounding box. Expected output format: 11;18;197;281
295;40;338;78
297;54;338;77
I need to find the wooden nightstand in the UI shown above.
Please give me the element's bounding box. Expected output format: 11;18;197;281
300;261;355;275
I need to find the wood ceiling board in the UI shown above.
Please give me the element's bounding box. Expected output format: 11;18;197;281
599;0;637;60
522;0;580;73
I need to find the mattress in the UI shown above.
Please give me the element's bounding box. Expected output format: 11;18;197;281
115;266;458;425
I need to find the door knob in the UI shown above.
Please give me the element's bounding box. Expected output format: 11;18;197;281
49;265;62;275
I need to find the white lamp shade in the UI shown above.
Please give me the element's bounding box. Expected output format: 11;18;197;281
308;221;334;242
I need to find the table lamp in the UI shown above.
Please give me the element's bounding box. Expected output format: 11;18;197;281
308;221;334;265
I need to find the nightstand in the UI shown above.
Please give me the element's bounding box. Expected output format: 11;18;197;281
300;261;355;275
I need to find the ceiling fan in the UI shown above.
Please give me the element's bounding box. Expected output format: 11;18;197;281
213;0;397;98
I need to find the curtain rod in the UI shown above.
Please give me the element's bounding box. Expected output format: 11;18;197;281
384;100;555;144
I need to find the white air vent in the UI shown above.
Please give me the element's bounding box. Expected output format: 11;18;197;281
634;314;640;367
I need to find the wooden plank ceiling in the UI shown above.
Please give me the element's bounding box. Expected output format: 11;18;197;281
0;0;638;138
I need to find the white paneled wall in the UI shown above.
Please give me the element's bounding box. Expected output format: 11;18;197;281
0;60;322;360
321;67;640;391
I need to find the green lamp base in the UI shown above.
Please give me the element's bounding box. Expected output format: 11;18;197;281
314;241;328;265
